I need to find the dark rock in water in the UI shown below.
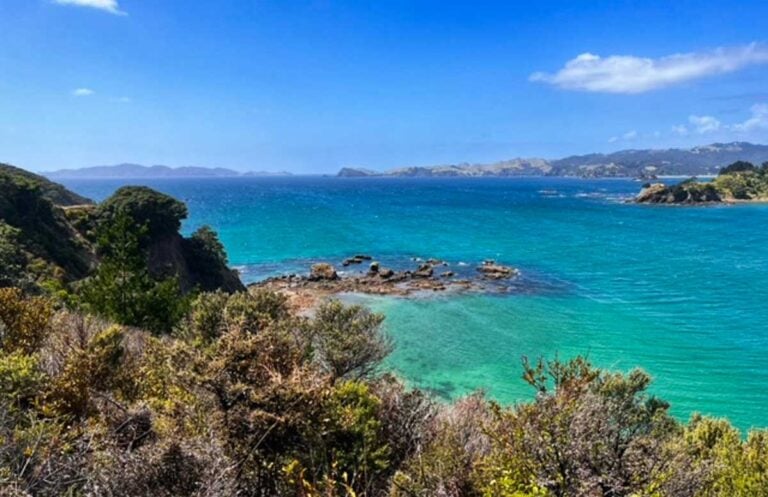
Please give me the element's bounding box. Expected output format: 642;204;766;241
343;254;373;266
478;261;519;279
635;181;722;204
441;271;455;278
368;261;380;275
414;263;434;278
309;263;338;281
426;258;447;266
379;268;394;279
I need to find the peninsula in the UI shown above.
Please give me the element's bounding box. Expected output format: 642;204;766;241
635;160;768;204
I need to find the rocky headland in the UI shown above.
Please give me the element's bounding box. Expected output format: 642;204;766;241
634;160;768;205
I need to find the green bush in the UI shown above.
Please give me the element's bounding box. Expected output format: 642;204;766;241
98;186;188;241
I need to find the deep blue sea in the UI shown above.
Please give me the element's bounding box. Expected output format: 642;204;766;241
61;176;768;431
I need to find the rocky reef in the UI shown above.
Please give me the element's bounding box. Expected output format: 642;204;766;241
250;256;520;311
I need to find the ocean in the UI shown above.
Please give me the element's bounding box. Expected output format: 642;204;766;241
61;176;768;431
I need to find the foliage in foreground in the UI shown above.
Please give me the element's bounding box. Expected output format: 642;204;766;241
0;286;767;496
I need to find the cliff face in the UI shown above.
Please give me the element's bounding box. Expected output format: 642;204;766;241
147;232;245;293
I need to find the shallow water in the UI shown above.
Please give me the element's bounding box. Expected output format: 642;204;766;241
63;176;768;431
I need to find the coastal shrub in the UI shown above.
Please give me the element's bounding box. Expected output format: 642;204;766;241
183;290;231;343
223;289;291;334
312;299;392;381
0;288;53;354
0;351;44;414
44;325;124;419
474;357;697;497
391;393;490;497
0;411;89;496
0;223;28;290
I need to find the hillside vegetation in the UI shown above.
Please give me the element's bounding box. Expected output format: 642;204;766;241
0;163;92;206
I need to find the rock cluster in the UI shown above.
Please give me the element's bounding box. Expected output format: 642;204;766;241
250;255;522;311
477;260;520;279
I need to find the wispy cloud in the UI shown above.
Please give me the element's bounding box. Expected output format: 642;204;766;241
688;115;722;134
53;0;126;15
531;43;768;94
72;88;95;97
608;130;638;143
731;103;768;132
673;103;768;136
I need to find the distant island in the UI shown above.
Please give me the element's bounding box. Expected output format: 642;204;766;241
635;160;768;204
45;163;292;179
338;141;768;179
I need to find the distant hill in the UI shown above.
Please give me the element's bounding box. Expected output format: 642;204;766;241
0;163;92;205
45;163;292;179
337;142;768;178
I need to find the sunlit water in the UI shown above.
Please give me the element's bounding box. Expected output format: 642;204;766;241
62;176;768;431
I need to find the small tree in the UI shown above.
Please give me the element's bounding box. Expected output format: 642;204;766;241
79;211;187;334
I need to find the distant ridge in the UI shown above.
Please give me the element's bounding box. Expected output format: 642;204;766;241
45;163;292;179
337;142;768;178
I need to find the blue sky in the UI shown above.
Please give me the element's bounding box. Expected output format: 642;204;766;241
1;0;768;173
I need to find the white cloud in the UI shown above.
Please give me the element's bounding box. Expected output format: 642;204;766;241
622;130;638;140
672;125;689;136
689;115;722;134
53;0;126;15
609;130;638;143
731;103;768;132
672;103;768;138
72;88;95;97
531;43;768;94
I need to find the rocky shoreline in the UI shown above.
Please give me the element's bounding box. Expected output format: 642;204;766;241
248;256;520;311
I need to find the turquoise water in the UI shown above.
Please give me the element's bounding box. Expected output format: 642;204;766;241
62;177;768;431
